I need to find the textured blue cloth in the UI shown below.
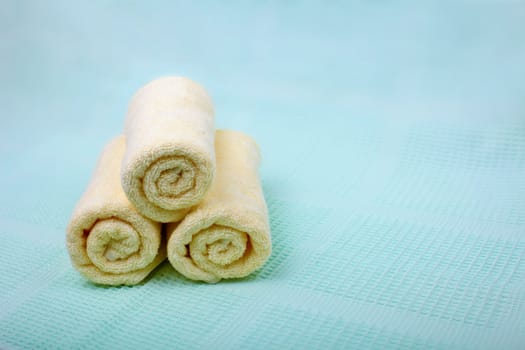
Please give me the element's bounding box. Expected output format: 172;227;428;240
1;1;525;349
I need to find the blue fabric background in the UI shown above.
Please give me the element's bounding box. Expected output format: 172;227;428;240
1;1;525;349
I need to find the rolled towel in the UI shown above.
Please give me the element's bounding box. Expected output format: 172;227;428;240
66;136;165;286
166;130;272;283
121;77;216;223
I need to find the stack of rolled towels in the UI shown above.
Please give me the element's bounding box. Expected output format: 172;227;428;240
66;77;272;285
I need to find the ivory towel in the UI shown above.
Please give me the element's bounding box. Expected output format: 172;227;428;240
66;136;165;286
121;77;216;223
167;130;272;283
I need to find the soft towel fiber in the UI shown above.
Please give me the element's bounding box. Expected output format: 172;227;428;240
167;130;271;283
66;136;165;286
121;76;216;223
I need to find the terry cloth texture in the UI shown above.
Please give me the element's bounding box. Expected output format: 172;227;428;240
121;76;216;223
167;130;271;283
66;136;165;286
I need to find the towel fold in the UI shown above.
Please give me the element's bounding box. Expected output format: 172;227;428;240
166;130;272;283
121;77;216;223
66;136;165;286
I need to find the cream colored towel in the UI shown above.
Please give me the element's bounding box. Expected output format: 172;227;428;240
121;77;216;223
167;130;272;283
66;136;165;286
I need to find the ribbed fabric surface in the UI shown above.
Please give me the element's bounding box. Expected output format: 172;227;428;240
1;1;524;349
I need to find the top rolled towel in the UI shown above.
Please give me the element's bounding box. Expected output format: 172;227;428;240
121;77;216;222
